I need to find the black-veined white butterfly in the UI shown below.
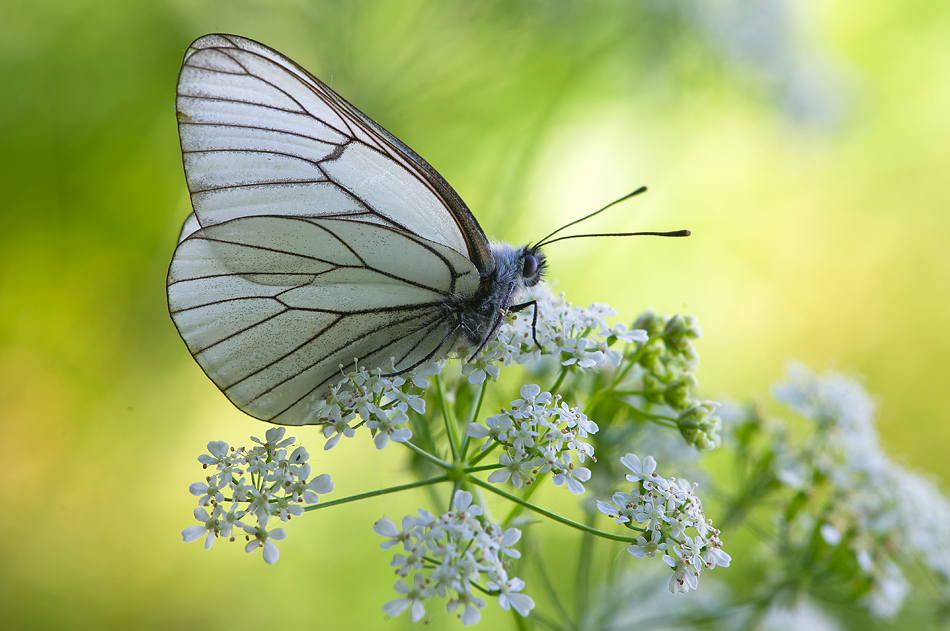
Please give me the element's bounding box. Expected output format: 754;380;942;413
167;34;686;426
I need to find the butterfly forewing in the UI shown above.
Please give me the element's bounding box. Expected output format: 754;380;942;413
169;34;489;425
176;34;492;266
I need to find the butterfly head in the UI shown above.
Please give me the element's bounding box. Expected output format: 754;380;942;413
486;243;546;298
520;246;546;289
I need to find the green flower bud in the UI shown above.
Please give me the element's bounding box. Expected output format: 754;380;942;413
664;372;699;410
637;343;665;373
663;316;703;364
641;373;666;405
677;401;722;451
633;309;667;339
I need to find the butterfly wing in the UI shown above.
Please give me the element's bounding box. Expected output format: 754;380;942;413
168;215;478;425
175;33;494;271
168;34;488;425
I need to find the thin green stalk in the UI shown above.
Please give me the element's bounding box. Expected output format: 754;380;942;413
612;343;647;387
303;475;449;512
468;440;500;466
459;380;487;459
464;463;504;474
512;609;529;631
503;472;547;525
436;375;461;461
403;440;454;470
629;408;678;428
548;366;569;394
575;512;597;629
470;477;644;543
450;478;463;508
529;547;573;629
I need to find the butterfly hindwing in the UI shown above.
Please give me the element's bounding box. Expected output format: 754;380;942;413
168;214;479;425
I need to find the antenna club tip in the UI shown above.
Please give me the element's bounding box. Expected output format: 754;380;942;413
683;229;691;237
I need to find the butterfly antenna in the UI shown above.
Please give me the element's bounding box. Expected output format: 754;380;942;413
539;229;690;247
534;186;648;249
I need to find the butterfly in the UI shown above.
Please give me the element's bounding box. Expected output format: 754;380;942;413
166;34;553;426
167;34;687;427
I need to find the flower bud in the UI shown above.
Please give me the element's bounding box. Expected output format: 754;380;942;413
633;309;666;338
677;401;722;450
663;372;699;410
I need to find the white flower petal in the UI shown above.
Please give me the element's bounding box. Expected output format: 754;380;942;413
488;469;512;484
508;593;535;616
262;540;280;565
466;423;490;438
383;597;410;617
307;473;334;494
181;525;206;543
373;518;400;538
409;600;426;622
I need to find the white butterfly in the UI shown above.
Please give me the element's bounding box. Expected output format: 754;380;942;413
167;34;547;426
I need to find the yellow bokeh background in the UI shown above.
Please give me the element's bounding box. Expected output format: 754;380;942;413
1;0;948;628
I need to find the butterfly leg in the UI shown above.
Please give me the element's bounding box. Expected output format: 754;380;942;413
467;282;516;361
508;300;540;351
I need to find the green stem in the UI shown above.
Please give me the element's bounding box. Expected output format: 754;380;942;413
548;366;569;395
630;408;678;428
303;475;449;512
575;512;597;627
503;472;547;525
436;375;460;461
468;440;500;466
612;343;646;387
459;380;487;460
403;441;454;470
464;463;504;474
512;609;529;631
470;477;645;543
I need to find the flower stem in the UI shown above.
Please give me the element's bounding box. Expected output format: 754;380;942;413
459;380;487;460
611;343;646;388
575;511;597;627
470;477;645;543
548;366;569;394
303;475;449;512
503;472;547;525
467;440;499;466
436;375;461;461
463;463;504;474
629;408;678;428
512;609;529;631
403;440;454;470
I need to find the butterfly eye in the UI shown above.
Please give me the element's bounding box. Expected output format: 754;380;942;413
522;254;538;278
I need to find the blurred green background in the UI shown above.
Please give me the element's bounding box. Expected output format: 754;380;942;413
1;0;948;629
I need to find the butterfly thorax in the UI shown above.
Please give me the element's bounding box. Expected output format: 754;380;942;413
453;243;546;347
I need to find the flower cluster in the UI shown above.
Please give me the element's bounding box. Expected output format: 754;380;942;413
767;363;950;618
181;284;729;624
621;311;721;450
467;384;598;494
374;490;534;625
181;428;334;564
309;362;439;449
459;285;649;384
597;454;730;593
